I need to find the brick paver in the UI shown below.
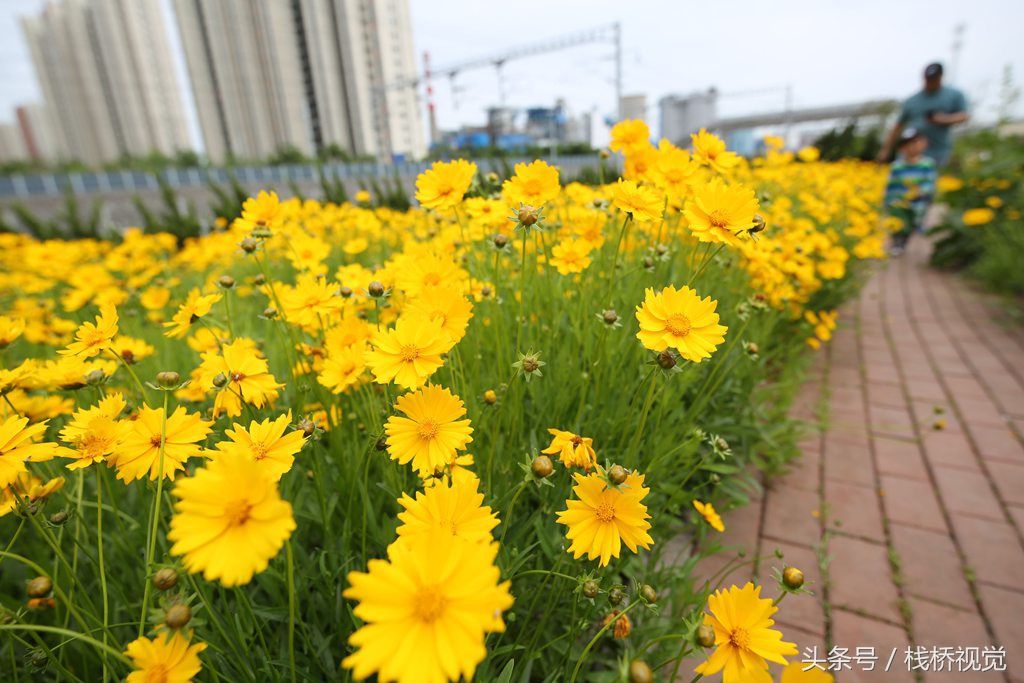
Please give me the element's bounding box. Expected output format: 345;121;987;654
690;239;1024;681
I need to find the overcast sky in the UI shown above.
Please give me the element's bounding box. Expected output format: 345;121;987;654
1;0;1022;149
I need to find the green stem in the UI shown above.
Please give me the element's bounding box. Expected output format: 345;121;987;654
138;390;169;636
0;625;131;667
569;599;643;683
96;469;109;681
286;540;297;683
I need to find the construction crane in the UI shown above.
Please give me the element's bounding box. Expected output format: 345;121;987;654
382;23;623;144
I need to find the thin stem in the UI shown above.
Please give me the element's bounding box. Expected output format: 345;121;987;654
96;468;109;681
286;540;297;683
569;598;643;683
138;390;169;637
0;625;132;667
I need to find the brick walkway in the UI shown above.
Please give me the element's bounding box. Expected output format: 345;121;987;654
693;239;1024;681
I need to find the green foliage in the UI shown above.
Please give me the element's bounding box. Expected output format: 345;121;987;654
133;175;202;245
813;123;882;161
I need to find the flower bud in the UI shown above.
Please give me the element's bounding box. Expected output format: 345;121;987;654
480;285;493;297
603;610;631;638
156;371;180;388
368;281;386;297
608;587;625;606
696;623;716;647
640;584;658;604
164;604;192;630
485;172;500;184
26;576;52;598
239;237;258;253
582;580;599;599
152;568;178;591
599;149;610;159
657;350;677;370
531;455;554;478
750;214;767;234
782;566;805;590
492;233;509;250
340;286;353;298
48;510;69;526
85;369;106;385
262;306;278;319
516;205;539;227
608;465;628;485
218;275;236;289
629;660;654;683
375;437;388;451
252;273;266;286
483;389;497;405
601;309;619;325
300;418;317;437
212;373;228;389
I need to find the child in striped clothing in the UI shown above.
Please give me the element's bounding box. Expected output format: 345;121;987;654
884;127;937;255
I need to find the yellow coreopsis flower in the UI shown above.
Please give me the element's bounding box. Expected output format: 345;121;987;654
0;472;65;517
694;583;798;683
343;532;513;683
197;339;284;418
549;238;594;275
684;179;759;247
164;290;222;339
384;385;473;476
693;499;725;532
214;413;306;480
609;118;650;154
111;335;155;365
396;477;498;546
109;405;212;483
556;470;654;566
276;273;345;328
403;286;474;345
962;207;995;226
0;316;25;348
797;146;820;163
635;285;727;362
59;303;118;358
366;317;453;389
542;428;597;470
58;394;128;470
503;160;560;207
415;159;477;211
611;179;663;223
125;632;206;683
236;190;282;233
318;343;367;394
691;128;741;174
139;286;171;311
0;416;63;488
168;450;295;586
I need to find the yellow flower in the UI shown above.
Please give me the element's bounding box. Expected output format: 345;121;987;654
609;118;650;153
549;238;595;275
650;140;700;200
691;128;740;173
0;416;63;488
237;190;282;233
635;285;727;362
366;317;453;389
403;286;474;345
59;394;128;470
164;290;222;339
935;175;964;193
694;583;798;683
985;195;1003;209
59;303;118;358
393;251;468;297
124;631;206;683
276;274;344;328
318;343;367;394
396;477;498;545
542;428;597;470
797;146;820;162
109;405;212;483
139;286;171;311
355;189;373;204
385;385;473;476
611;179;663;223
343;531;513;683
556;470;654;566
0;316;25;348
111;335;155;365
684;179;759;246
214;414;306;480
503;160;560;207
0;472;65;517
962;207;995;226
197;339;284;418
693;499;725;532
168;449;295;586
415;159;476;211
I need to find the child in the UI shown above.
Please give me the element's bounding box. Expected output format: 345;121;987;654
884;127;937;255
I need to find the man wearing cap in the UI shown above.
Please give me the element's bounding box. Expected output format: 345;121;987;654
878;62;969;167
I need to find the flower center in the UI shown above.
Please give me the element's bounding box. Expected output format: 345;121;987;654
708;210;730;228
231;372;246;383
595;502;616;523
144;663;169;683
417;420;439;440
665;314;692;337
729;627;751;650
571;435;583;447
149;435;164;448
225;499;253;526
413;588;447;623
423;273;442;286
251;443;269;461
400;345;420;362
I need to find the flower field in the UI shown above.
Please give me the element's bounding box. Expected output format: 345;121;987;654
0;123;887;682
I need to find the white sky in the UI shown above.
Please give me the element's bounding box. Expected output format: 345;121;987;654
1;0;1022;150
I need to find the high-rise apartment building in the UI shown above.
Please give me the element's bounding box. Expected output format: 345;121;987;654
20;0;192;165
172;0;424;162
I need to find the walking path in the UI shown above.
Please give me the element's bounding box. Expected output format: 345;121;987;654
692;238;1024;681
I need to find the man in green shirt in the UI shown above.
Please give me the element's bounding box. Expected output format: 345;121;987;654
878;63;969;167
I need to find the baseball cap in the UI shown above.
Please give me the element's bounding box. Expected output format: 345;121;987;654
924;63;944;79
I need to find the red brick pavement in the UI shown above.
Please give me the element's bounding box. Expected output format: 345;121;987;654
690;239;1024;682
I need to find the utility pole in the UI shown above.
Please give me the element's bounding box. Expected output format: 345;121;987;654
950;22;966;83
614;22;623;121
423;51;438;146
